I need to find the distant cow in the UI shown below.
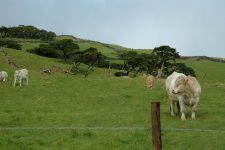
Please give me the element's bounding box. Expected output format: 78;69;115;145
146;75;155;88
165;71;201;120
0;71;8;82
13;69;29;86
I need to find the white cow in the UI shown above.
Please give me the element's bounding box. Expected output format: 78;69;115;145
165;71;201;120
13;69;29;86
0;71;8;82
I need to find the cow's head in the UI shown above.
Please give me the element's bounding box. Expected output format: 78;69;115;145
172;76;188;95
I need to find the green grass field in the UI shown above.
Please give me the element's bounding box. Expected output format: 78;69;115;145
20;42;45;51
0;46;225;149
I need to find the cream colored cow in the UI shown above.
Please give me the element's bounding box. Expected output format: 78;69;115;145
13;69;29;86
0;71;8;82
165;72;201;120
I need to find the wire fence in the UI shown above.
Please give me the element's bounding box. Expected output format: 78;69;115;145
0;126;225;133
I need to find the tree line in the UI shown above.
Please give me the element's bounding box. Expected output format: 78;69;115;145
0;25;56;41
27;39;196;78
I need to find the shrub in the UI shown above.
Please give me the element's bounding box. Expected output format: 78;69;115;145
128;72;138;78
110;63;124;70
27;44;59;58
96;59;110;68
163;63;196;77
0;39;21;50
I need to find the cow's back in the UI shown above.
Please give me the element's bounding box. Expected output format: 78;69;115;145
20;69;28;78
187;76;201;97
15;69;28;79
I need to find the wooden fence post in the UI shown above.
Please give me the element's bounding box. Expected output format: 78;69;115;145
151;102;162;150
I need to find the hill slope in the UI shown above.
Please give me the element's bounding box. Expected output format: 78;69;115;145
56;35;153;57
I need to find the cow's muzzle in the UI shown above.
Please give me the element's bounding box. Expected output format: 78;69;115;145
172;89;178;94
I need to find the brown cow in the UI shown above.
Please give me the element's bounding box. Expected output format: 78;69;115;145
146;75;155;88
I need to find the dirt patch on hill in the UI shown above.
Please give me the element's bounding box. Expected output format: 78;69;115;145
41;65;74;75
0;49;19;69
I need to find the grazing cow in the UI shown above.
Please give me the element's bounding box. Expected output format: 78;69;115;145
165;71;201;120
0;71;8;82
13;69;28;86
146;75;155;88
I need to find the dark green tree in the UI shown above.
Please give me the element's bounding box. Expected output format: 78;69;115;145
118;51;139;74
163;62;196;77
152;45;180;78
56;39;79;62
137;53;158;74
73;47;105;77
118;51;157;75
45;31;57;41
0;25;56;40
0;26;9;38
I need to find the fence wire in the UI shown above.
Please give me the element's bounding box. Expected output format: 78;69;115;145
0;126;225;133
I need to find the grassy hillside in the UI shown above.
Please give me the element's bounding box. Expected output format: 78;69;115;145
56;35;152;58
0;45;225;149
20;42;45;51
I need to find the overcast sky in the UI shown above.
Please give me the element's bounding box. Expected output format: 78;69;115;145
1;0;225;57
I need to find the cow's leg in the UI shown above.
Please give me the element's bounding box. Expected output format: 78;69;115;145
191;97;199;119
176;102;180;114
26;75;28;85
169;98;175;116
178;97;186;120
13;79;16;86
19;79;22;86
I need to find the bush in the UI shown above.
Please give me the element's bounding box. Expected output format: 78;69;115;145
128;72;138;78
0;39;21;50
96;59;110;68
163;63;196;77
110;63;124;70
27;44;59;58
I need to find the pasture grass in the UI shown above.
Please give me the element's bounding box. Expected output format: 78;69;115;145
20;42;45;51
77;41;118;58
0;48;225;149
